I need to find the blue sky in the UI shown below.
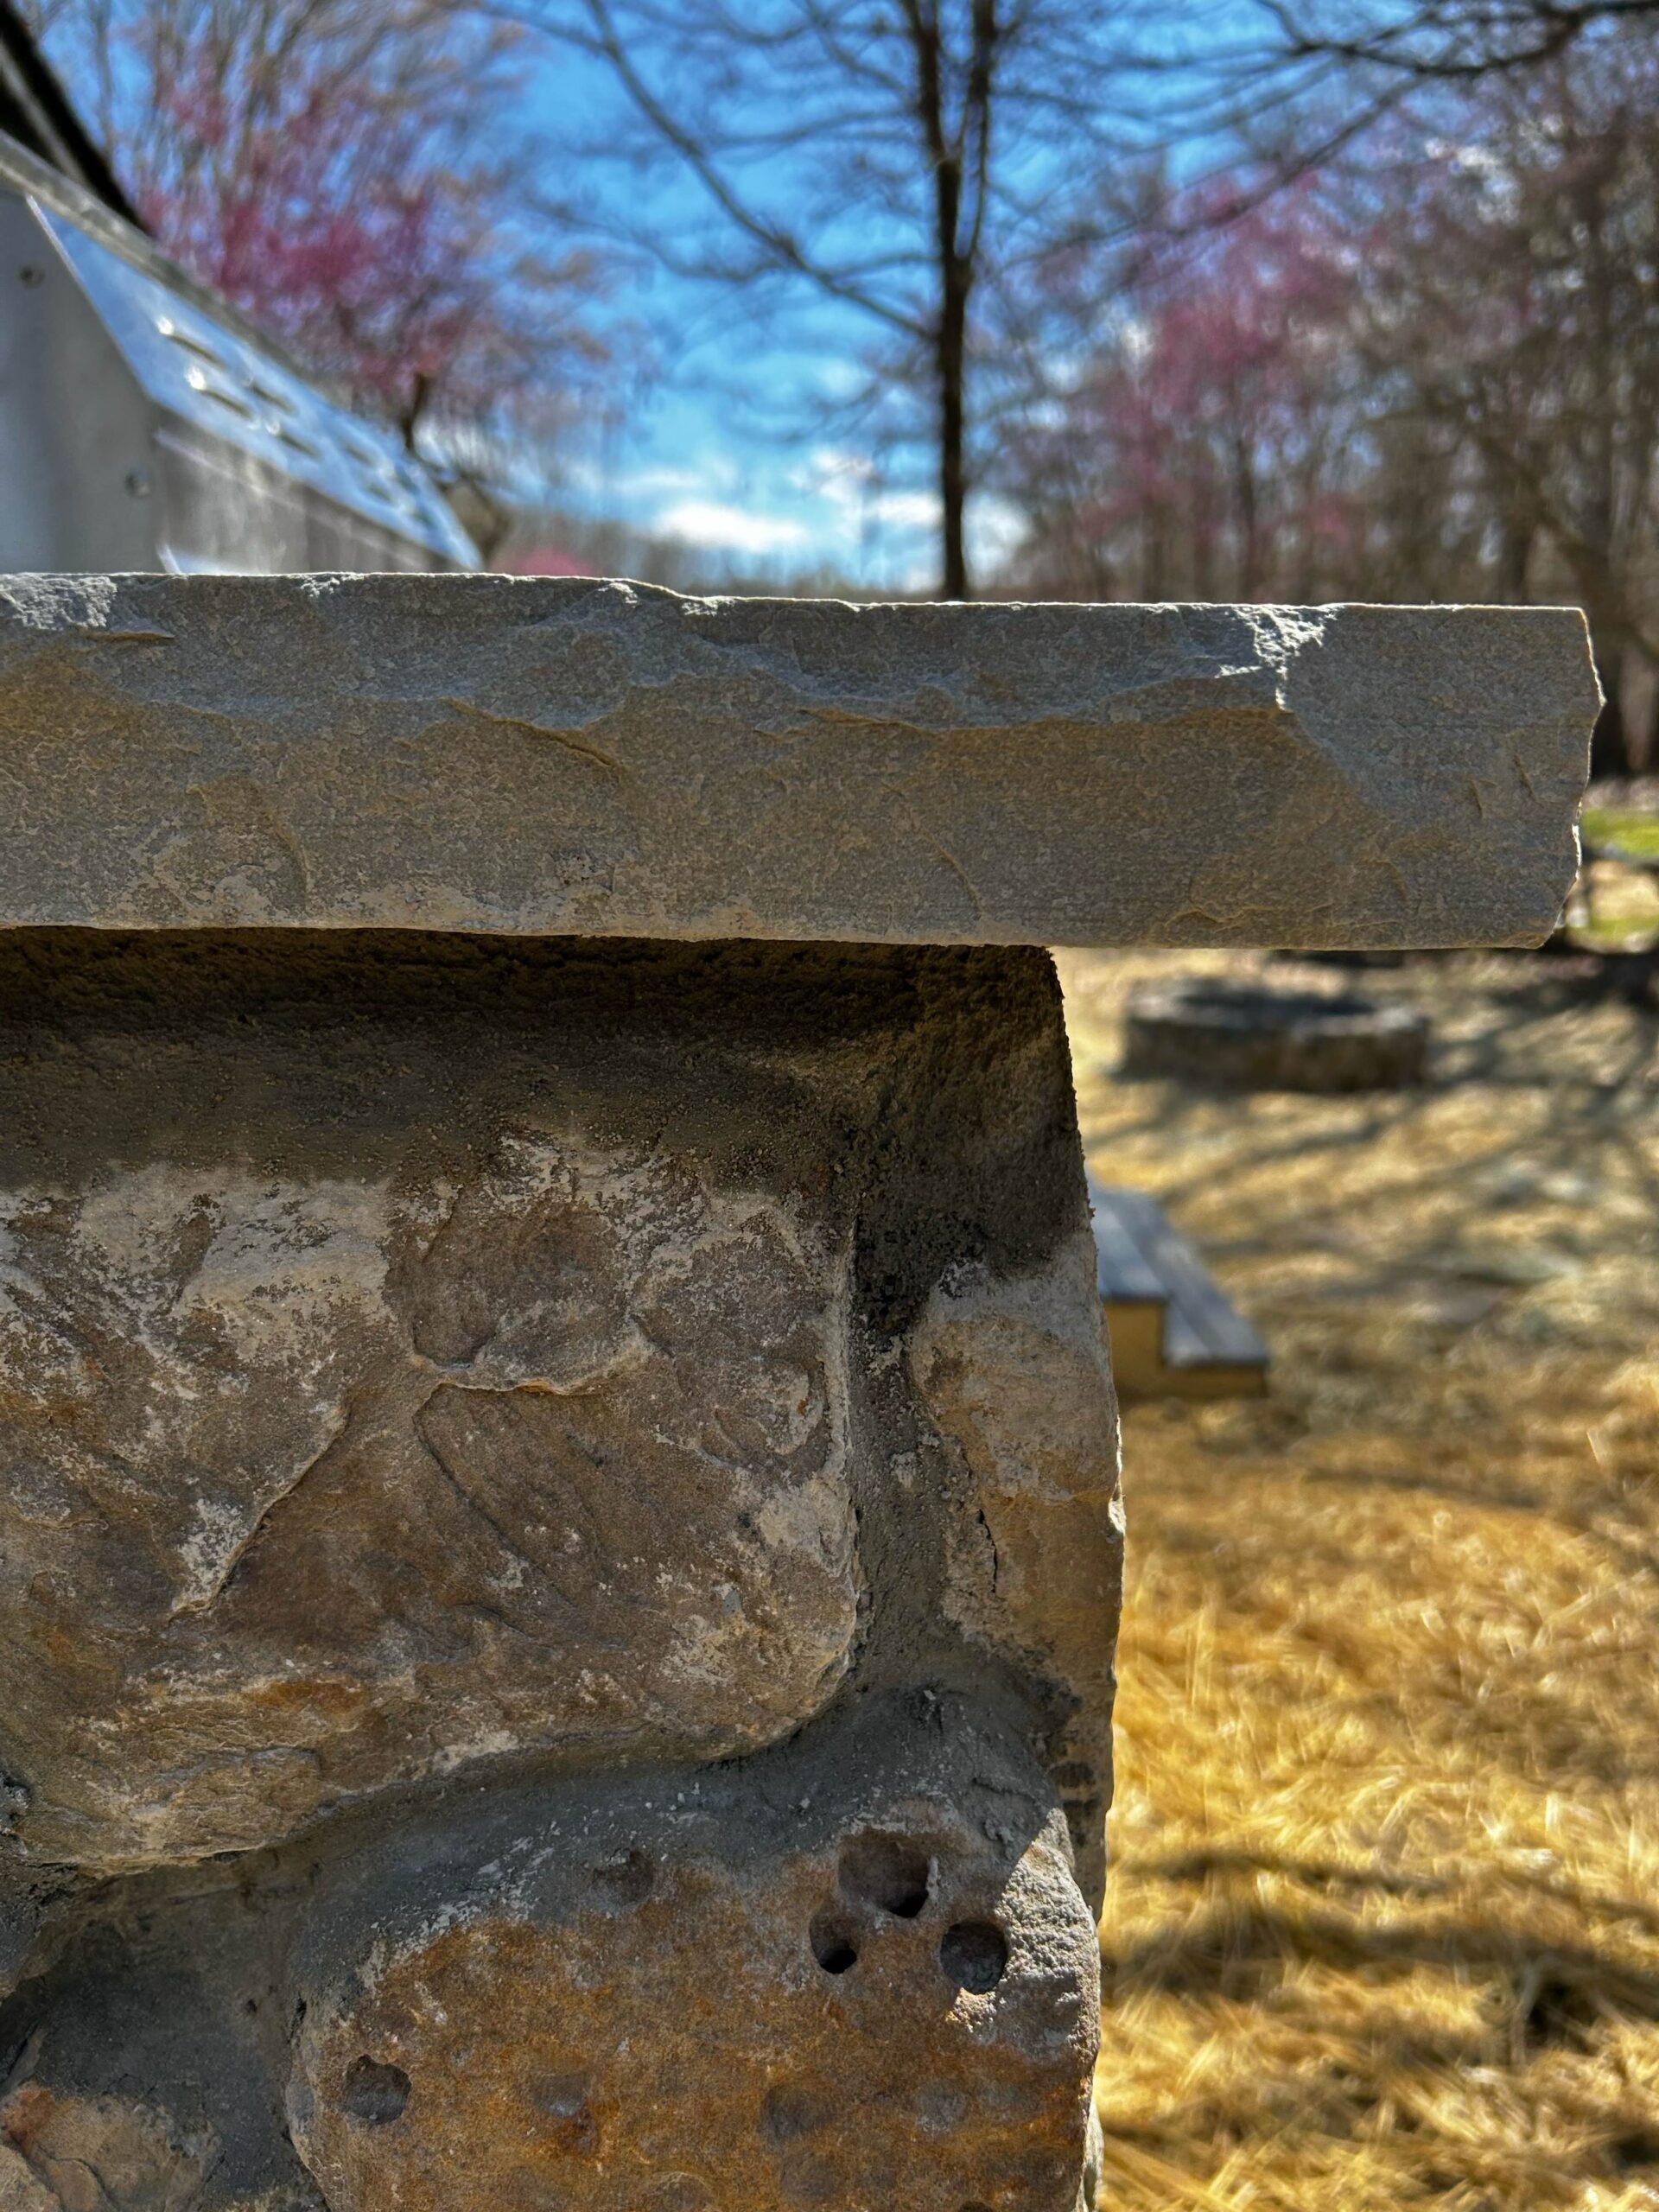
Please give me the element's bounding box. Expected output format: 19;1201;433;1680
35;0;1268;588
556;383;1027;591
515;12;1256;590
516;33;976;589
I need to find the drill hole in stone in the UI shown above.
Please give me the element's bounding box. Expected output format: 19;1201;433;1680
809;1910;860;1974
589;1847;655;1910
340;2055;410;2126
939;1922;1008;1993
837;1830;931;1918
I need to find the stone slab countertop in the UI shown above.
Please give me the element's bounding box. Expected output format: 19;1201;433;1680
0;573;1598;947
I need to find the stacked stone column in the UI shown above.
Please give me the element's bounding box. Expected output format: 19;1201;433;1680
0;578;1593;2212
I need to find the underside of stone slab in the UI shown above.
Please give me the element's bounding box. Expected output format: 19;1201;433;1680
0;573;1597;948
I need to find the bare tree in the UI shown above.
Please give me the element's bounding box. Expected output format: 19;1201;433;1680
1258;0;1659;79
1357;42;1659;774
999;27;1659;775
1243;1;1659;772
1001;182;1377;603
29;0;611;469
501;0;1237;597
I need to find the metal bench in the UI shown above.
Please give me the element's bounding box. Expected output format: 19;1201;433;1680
1088;1177;1269;1402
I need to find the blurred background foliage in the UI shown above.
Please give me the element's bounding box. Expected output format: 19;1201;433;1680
24;0;1659;777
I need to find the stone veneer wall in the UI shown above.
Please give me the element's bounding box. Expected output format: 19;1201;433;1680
0;931;1121;2212
0;575;1599;2212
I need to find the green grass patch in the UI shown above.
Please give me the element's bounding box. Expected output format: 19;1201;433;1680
1582;805;1659;859
1568;912;1659;951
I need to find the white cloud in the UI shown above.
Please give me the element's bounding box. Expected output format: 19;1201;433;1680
654;499;811;556
969;494;1028;572
796;449;938;536
798;448;873;503
893;554;941;594
613;464;716;500
870;489;940;532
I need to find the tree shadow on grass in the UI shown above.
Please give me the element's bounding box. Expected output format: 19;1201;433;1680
1105;1892;1659;2026
1135;1847;1659;1946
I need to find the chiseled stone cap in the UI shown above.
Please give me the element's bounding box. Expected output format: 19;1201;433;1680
0;573;1597;947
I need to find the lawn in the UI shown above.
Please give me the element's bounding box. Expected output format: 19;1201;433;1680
1584;810;1659;865
1058;948;1659;2212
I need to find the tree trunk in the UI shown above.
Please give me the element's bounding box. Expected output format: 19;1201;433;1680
1583;598;1637;780
1230;426;1259;600
909;0;975;601
1497;502;1535;600
1590;647;1632;782
938;280;969;598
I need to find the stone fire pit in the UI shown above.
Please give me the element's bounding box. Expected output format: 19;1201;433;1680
1124;978;1431;1090
0;579;1594;2212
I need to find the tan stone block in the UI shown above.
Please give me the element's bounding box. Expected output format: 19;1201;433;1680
0;933;1103;1875
0;2083;216;2210
287;1700;1099;2212
910;1238;1124;1911
0;938;864;1867
0;575;1596;949
0;1883;328;2211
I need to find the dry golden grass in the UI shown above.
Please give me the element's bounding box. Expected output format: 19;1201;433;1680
1058;949;1659;2212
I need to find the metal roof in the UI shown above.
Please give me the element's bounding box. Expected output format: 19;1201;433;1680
37;203;479;566
0;128;479;571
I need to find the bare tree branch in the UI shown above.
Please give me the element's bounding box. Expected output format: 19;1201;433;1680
497;0;1215;594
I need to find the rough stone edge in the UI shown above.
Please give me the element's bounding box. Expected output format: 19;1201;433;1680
0;575;1599;949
